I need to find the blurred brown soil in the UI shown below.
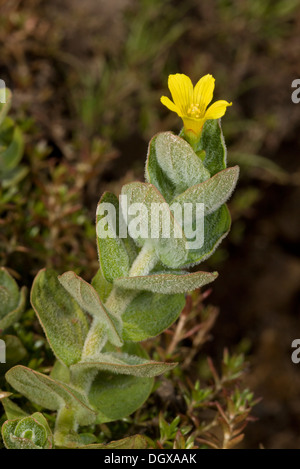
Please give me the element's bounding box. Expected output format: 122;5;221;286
1;0;300;449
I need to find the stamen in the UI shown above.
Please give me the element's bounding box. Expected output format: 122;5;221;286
187;103;202;118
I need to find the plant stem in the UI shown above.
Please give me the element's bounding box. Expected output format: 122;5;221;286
81;319;107;359
104;242;158;317
54;406;78;448
70;243;158;396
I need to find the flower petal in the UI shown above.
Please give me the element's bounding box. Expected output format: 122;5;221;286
182;116;206;136
160;96;182;117
193;74;215;114
204;100;232;120
168;74;193;115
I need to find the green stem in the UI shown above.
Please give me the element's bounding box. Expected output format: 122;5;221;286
54;406;78;448
81;319;107;360
129;242;158;277
104;242;158;317
71;243;158;396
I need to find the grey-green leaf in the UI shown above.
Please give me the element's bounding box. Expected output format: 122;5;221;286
31;269;89;366
0;268;27;332
184;204;231;267
115;270;218;295
58;271;123;347
71;352;177;378
121;182;188;268
1;412;53;449
146;132;210;199
88;343;153;423
5;366;96;425
197;119;227;175
122;291;185;342
1;397;28;420
172;166;239;215
91;269;113;302
145;134;176;202
96;192;130;283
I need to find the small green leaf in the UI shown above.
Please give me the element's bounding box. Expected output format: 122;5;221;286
123;291;185;341
50;360;71;384
0;288;27;332
71;353;177;378
31;269;89;366
1;397;28;420
172;166;239;215
1;412;53;449
0;119;24;171
96;192;130;283
0;335;27;372
91;269;113;302
88;343;153;423
59;271;123;347
90;372;153;424
0;268;27;331
115;270;218;295
145;134;176;202
121;182;187;268
197;119;227;175
146;132;210;200
184;205;231;267
5;366;96;425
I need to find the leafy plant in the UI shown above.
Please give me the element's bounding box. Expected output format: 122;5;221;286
0;268;27;384
1;75;239;448
0;268;27;333
0;89;26;194
2;412;53;449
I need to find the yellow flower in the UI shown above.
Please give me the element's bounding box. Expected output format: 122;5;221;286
161;73;232;138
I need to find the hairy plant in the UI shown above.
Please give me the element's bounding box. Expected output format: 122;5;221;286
1;74;239;449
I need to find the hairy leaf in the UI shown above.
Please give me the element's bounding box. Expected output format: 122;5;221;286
172;166;239;215
91;269;113;302
88;343;153;423
5;366;96;425
198;119;227;175
122;291;185;341
1;412;53;449
121;182;187;268
184;205;231;267
145;134;176;202
115;270;218;295
31;269;89;366
1;397;28;420
96;192;131;282
58;271;123;347
146;132;210;199
71;352;177;378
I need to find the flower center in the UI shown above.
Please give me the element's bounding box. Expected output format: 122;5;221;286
187;103;202;119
